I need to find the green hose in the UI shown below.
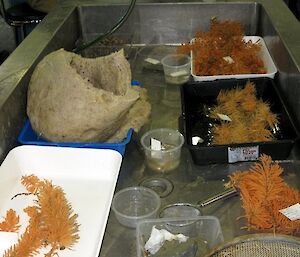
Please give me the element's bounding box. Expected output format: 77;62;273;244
73;0;137;53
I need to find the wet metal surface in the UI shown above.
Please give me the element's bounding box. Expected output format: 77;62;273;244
98;45;300;257
101;148;300;257
0;1;299;257
0;1;298;162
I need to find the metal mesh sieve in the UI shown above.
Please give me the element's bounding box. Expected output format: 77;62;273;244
206;234;300;257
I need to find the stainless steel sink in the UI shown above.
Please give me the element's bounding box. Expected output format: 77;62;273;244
0;1;299;256
0;1;299;164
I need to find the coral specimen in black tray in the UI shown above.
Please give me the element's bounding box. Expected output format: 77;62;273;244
209;81;278;145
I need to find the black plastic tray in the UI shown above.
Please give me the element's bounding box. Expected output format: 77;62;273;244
180;78;299;165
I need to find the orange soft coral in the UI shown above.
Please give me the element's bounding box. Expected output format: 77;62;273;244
230;155;300;235
0;209;21;232
210;81;278;145
4;207;43;257
2;175;80;257
177;19;266;76
37;180;80;252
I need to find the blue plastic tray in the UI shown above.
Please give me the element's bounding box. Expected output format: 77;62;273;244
18;120;133;156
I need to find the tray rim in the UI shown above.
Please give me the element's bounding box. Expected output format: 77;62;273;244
190;36;277;81
0;145;123;257
179;78;300;163
17;119;133;155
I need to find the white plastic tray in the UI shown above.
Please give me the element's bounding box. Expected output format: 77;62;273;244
191;36;277;81
0;145;122;257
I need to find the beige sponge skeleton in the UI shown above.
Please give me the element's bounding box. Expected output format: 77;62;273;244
27;49;150;143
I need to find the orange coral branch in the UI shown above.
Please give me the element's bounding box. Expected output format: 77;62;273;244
230;154;300;235
3;207;42;257
0;209;21;232
21;175;42;194
2;175;80;257
177;19;266;76
210;81;278;145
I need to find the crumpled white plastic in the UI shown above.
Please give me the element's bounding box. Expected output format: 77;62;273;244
144;226;189;255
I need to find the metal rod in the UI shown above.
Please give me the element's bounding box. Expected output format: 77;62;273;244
199;187;238;207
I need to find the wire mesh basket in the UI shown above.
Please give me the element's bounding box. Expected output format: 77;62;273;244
205;233;300;257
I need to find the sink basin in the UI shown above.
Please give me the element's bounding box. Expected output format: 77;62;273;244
0;2;299;257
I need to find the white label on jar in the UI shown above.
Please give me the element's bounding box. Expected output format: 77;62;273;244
228;146;259;163
279;203;300;221
151;138;162;159
151;138;161;150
